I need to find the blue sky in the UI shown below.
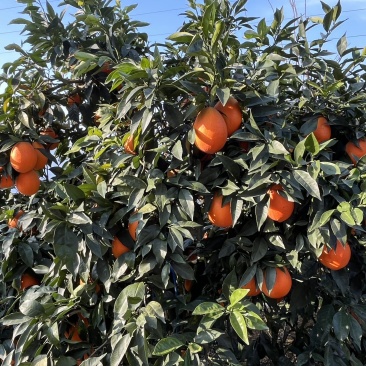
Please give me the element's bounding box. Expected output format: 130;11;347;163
0;0;365;66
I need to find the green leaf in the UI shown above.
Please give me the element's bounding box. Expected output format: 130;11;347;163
229;289;249;306
293;170;321;200
114;282;145;319
229;311;249;344
216;87;230;106
168;32;194;43
153;337;184;356
19;300;44;318
305;133;320;155
179;189;194;220
110;334;132;366
251;237;268;263
337;34;347;56
333;309;350;341
202;2;216;39
0;313;32;326
192;302;225;315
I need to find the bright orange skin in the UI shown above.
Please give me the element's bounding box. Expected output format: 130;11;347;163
345;139;366;165
241;277;260;296
20;273;39;290
112;236;130;258
128;219;138;241
208;192;233;228
267;184;294;223
32;142;48;170
319;241;351;270
124;135;136;155
262;267;292;299
8;210;25;229
10;142;38;173
214;96;243;136
313;116;331;143
193;107;228;154
16;170;40;196
40;128;59;150
0;175;14;189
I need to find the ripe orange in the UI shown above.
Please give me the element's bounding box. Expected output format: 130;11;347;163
8;210;25;229
0;175;13;189
241;277;260;296
10;142;38;173
16;170;40;196
267;184;294;223
128;215;139;241
345;139;366;165
20;273;39;290
214;96;243;136
40;128;59;150
319;240;351;270
312;116;331;143
184;279;193;292
112;236;130;258
32;142;48;170
193;107;228;154
124;135;136;155
208;192;233;228
65;325;83;342
67;93;83;105
262;267;292;299
65;314;89;342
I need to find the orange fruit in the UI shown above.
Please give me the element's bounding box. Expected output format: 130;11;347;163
184;279;193;292
0;175;14;189
193;107;228;154
262;267;292;299
345;139;366;165
112;236;130;258
208;192;233;228
32;142;48;170
241;277;260;296
128;215;139;241
8;210;25;229
312;116;331;143
214;96;243;136
40;128;59;150
20;273;39;290
124;135;136;155
10;142;38;173
67;93;82;105
319;240;351;270
267;184;294;223
65;325;83;342
16;170;40;196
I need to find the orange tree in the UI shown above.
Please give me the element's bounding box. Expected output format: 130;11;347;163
1;0;366;365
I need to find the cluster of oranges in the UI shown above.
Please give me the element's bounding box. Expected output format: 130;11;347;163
241;267;292;299
193;96;243;154
0;128;59;196
195;102;355;299
111;212;139;258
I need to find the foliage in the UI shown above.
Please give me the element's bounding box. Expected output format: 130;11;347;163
1;0;366;365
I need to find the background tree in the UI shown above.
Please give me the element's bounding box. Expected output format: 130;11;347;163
1;0;366;365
